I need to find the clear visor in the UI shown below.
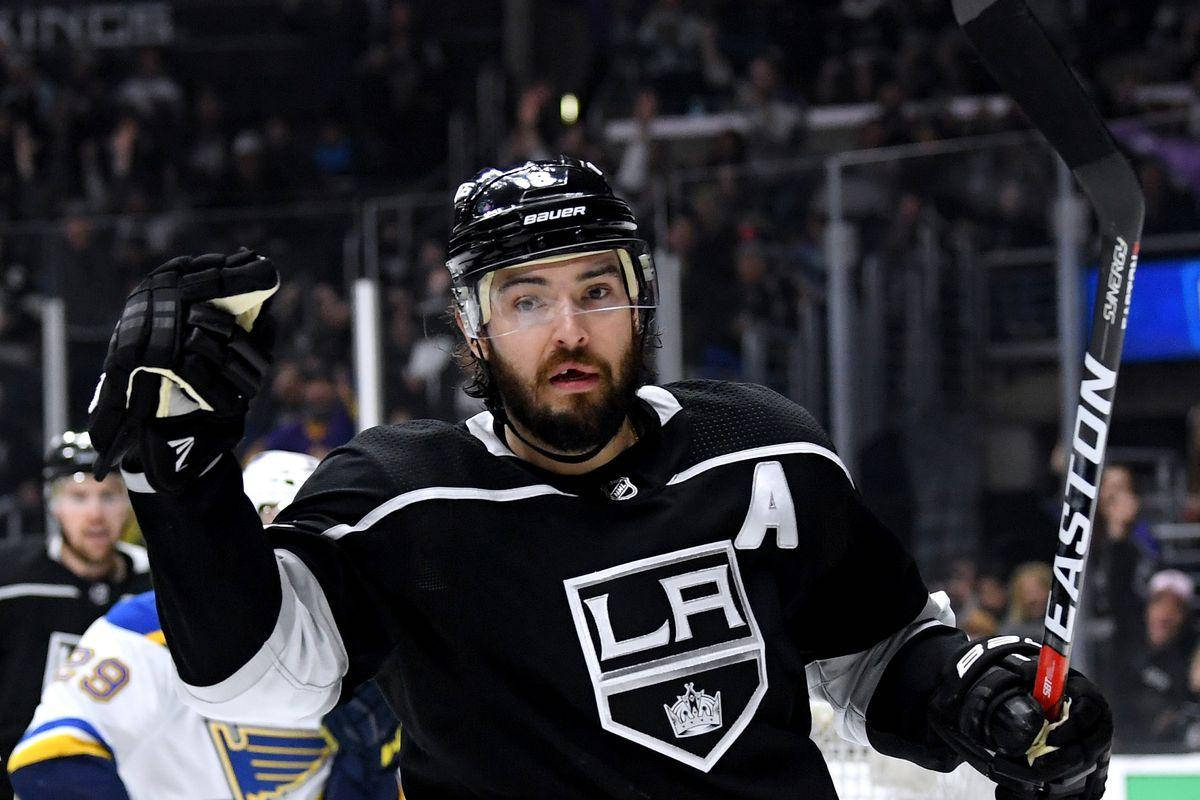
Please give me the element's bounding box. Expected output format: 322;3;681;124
471;249;655;340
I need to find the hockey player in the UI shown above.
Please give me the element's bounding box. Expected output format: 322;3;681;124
0;432;150;800
7;450;401;800
86;158;1112;799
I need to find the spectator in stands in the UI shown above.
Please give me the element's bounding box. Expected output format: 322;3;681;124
1114;570;1197;752
262;365;355;460
105;109;165;205
636;0;725;113
0;84;48;220
355;0;446;179
733;238;791;351
1187;643;1200;750
116;49;183;127
501;82;554;165
228;130;269;202
261;113;307;200
929;557;994;634
184;85;229;204
1085;464;1160;682
310;282;354;365
1000;561;1052;641
1187;405;1200;523
943;556;978;616
962;608;999;639
684;186;739;375
813;56;847;106
976;570;1009;622
313;119;357;193
734;54;805;162
615;88;659;198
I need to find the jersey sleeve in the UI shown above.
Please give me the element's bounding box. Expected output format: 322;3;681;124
163;437;404;728
8;755;131;800
6;617;168;792
779;440;958;747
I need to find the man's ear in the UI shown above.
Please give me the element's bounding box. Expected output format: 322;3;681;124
453;310;489;360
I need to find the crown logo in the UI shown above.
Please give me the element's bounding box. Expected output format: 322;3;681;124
664;682;723;738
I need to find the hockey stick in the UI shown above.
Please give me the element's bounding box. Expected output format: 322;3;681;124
951;0;1144;720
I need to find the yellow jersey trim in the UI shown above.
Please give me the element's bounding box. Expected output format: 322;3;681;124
7;733;113;772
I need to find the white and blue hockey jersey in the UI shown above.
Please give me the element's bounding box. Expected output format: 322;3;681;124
7;591;336;800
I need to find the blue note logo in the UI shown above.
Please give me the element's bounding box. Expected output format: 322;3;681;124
206;722;335;800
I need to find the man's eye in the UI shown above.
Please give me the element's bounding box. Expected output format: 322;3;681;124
513;296;543;313
586;285;612;300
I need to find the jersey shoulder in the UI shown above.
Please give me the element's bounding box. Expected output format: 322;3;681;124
104;590;162;641
116;541;151;577
663;379;835;461
0;537;58;586
346;417;537;494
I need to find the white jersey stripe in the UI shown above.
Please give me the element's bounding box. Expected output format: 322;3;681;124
464;411;513;457
309;445;842;542
0;583;82;602
464;385;683;458
320;484;575;540
635;385;683;425
666;442;853;488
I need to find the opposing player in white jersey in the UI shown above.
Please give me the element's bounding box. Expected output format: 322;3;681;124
8;451;401;800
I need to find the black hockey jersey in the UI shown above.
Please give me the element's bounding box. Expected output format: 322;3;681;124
0;537;151;799
130;381;949;799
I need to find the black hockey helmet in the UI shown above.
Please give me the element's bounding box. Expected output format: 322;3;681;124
446;156;657;339
43;430;99;484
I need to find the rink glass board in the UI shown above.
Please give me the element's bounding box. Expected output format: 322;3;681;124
1125;775;1200;799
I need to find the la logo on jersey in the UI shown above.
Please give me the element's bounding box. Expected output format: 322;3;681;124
563;540;767;772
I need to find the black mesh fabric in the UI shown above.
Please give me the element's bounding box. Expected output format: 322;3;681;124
353;419;530;495
665;380;836;467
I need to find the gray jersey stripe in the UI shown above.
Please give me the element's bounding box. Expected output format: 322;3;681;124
667;442;853;487
317;484;575;540
0;583;82;602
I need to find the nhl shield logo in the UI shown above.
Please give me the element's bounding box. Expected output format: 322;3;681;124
604;476;638;501
563;540;767;772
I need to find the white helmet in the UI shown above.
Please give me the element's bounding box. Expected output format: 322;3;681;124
242;450;319;516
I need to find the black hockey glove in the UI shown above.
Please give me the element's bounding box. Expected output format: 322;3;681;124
929;636;1111;800
322;681;402;800
88;249;278;493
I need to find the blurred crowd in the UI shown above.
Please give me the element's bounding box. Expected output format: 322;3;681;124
1;0;1200;754
936;463;1200;753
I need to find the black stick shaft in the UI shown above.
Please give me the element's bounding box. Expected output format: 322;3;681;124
951;0;1145;717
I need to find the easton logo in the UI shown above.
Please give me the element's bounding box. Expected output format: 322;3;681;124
523;206;585;225
168;436;195;472
1044;353;1116;645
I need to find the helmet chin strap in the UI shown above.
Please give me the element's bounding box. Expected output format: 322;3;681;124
493;407;611;464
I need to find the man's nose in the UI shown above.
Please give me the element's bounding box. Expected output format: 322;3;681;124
83;496;106;518
549;304;589;348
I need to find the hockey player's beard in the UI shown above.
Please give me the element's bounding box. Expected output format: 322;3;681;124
491;343;641;456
